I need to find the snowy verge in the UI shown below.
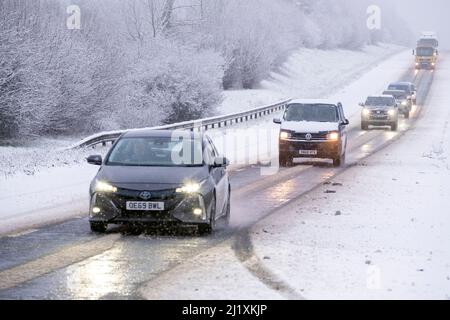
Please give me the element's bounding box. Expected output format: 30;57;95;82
220;44;405;114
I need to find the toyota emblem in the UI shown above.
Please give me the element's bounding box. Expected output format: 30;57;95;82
305;133;312;140
139;191;152;200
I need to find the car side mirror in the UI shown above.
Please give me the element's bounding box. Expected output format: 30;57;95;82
341;119;350;126
273;118;282;124
412;49;415;55
358;102;365;107
213;156;230;168
87;155;102;166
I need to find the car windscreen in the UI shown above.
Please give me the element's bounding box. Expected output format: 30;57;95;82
365;97;394;106
416;47;434;56
106;136;204;167
388;84;409;93
383;91;406;99
284;104;338;122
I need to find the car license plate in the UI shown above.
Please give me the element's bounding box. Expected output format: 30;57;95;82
299;150;317;155
126;201;165;211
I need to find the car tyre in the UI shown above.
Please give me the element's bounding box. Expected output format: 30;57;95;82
279;153;292;167
361;122;369;130
404;110;410;119
198;195;216;235
333;152;345;167
391;121;398;131
90;222;107;233
221;190;231;228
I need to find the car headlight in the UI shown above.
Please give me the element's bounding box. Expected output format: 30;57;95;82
327;132;340;141
176;182;201;194
401;101;408;106
95;181;117;193
387;109;396;116
362;108;370;116
279;131;292;140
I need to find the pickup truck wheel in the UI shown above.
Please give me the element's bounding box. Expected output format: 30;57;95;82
361;122;369;130
279;154;291;167
333;152;345;167
391;121;398;131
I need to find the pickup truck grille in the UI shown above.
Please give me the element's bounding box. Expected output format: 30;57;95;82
291;132;328;141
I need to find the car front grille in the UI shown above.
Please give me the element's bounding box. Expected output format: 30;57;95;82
291;132;328;141
370;109;388;116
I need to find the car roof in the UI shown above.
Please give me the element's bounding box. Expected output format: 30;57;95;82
389;82;411;86
368;95;395;99
288;99;339;106
383;89;405;93
122;129;204;139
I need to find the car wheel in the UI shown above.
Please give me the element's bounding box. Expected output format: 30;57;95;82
361;122;369;130
222;189;231;227
279;153;291;167
404;111;410;119
391;121;398;131
333;152;345;167
198;195;216;235
90;222;107;233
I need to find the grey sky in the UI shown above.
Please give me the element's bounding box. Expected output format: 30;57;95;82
390;0;449;49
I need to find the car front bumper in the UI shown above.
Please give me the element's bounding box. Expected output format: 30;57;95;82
89;192;208;224
362;114;398;125
279;139;340;159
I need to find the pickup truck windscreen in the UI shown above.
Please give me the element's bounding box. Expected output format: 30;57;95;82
284;104;338;122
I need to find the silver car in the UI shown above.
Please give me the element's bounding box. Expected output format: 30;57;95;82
360;95;399;131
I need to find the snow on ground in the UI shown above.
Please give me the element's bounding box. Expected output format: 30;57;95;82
139;57;450;299
0;44;409;236
139;244;284;300
220;44;404;114
0;145;110;235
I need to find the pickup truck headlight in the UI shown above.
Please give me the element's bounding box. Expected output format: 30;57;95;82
327;132;340;141
279;131;292;140
387;109;396;116
362;108;370;117
95;181;117;193
401;101;408;106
